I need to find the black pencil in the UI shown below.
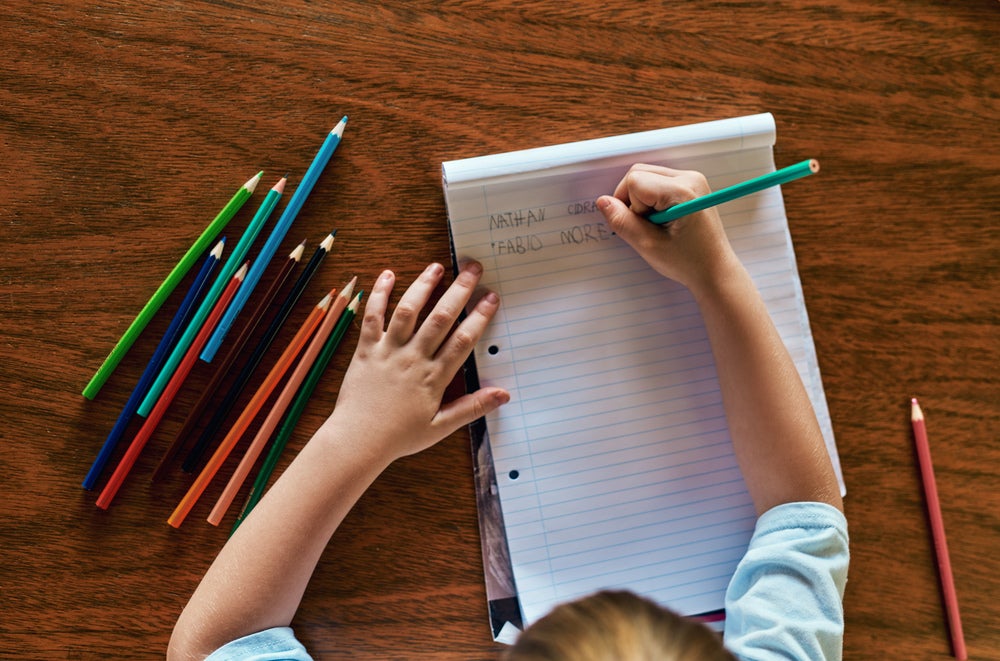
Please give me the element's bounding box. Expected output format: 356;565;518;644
181;231;337;471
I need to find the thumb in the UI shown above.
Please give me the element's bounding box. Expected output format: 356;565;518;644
432;387;510;436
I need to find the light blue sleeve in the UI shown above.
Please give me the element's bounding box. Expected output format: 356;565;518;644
205;626;313;661
723;502;849;661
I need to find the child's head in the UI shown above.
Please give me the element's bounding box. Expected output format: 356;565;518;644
502;590;735;661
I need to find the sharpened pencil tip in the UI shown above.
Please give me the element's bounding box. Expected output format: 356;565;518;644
317;292;333;309
234;262;250;280
244;171;264;192
210;239;226;259
272;176;287;195
340;276;357;300
332;116;348;138
911;397;924;421
320;233;336;251
289;242;306;262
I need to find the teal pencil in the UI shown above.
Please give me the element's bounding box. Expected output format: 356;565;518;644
81;172;261;399
647;159;819;225
136;176;286;417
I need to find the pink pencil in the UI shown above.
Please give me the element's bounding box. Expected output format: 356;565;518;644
911;398;967;660
96;263;248;510
167;290;332;528
207;277;356;526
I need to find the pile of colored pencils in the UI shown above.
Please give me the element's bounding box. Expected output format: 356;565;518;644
82;117;362;529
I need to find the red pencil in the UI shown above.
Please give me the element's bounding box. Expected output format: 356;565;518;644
95;263;248;510
911;398;967;660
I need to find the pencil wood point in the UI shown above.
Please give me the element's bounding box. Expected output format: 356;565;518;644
234;263;249;280
320;232;336;251
289;242;306;262
332;116;348;138
348;291;362;312
272;176;288;195
911;397;924;421
209;239;226;259
340;276;357;301
317;293;333;309
244;171;263;193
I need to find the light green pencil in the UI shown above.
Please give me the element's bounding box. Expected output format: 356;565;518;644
136;175;286;417
648;159;819;225
82;172;262;400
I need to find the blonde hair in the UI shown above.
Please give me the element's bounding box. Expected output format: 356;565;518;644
502;591;735;661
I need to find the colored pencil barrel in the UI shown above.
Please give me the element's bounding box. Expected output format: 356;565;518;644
648;159;819;225
82;173;260;399
911;399;967;660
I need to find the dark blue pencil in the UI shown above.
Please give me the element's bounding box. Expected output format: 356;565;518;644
82;239;225;489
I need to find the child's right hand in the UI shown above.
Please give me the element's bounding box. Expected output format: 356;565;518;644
596;164;740;293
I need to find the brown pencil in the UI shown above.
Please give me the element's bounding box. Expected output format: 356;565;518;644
150;241;307;482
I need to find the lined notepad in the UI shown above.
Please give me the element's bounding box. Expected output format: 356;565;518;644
442;113;843;630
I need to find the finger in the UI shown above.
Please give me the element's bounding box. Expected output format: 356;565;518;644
433;287;500;374
431;387;511;437
596;194;665;250
360;270;395;343
385;262;445;343
618;169;699;216
414;260;484;354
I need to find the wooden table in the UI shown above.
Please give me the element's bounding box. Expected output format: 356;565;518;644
1;2;997;658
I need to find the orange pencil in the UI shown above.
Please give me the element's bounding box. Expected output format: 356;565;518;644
207;277;356;526
911;398;967;660
167;291;332;527
96;263;248;510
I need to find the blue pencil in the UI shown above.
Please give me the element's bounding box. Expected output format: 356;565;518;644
136;177;285;417
648;159;820;225
82;239;225;489
200;117;348;363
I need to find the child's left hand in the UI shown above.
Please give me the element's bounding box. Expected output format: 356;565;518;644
318;260;510;462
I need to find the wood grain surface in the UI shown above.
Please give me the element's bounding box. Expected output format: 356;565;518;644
1;1;997;658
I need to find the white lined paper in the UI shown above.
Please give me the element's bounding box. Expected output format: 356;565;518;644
443;113;843;626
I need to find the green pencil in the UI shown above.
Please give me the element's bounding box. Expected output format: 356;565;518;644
136;175;285;416
230;291;362;535
648;159;819;225
82;172;262;399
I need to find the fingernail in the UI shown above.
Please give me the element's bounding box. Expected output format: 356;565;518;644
485;291;499;304
596;196;611;211
495;391;511;405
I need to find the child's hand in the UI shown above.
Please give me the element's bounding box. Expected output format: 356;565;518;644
320;261;509;462
596;164;739;293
